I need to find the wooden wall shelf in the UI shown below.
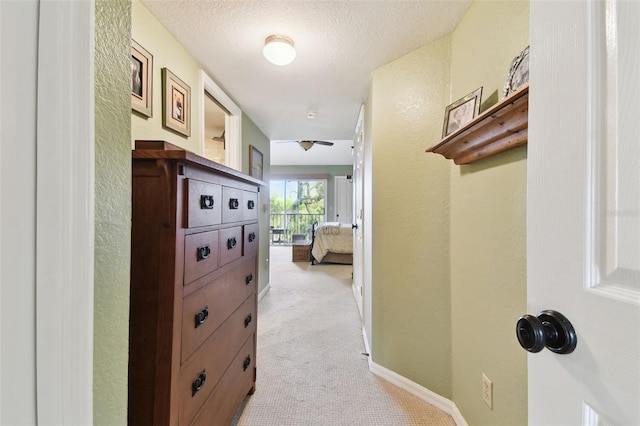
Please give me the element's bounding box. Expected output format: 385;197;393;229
426;85;528;165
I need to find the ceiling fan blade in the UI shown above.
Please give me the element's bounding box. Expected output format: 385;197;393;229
210;130;225;142
313;140;334;146
276;140;298;144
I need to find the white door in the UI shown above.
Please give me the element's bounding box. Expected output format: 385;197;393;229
528;1;639;425
334;176;353;223
352;107;365;318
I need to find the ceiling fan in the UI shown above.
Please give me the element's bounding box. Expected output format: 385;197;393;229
210;130;225;142
279;140;335;151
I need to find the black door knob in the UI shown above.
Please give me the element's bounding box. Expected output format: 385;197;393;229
516;310;577;354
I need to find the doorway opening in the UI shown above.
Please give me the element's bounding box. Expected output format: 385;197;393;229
203;91;229;165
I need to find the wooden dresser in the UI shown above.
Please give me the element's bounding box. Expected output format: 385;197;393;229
129;141;262;425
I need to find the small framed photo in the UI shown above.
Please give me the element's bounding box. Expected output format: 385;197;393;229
162;68;191;137
131;40;153;117
503;46;529;98
249;145;263;180
442;87;483;138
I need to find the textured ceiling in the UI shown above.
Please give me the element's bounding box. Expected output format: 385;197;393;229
142;0;472;165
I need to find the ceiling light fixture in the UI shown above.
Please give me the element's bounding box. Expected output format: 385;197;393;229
305;110;317;119
263;35;296;66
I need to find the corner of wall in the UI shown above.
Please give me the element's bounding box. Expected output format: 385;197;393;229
449;1;529;425
241;116;271;297
94;0;132;424
369;34;453;398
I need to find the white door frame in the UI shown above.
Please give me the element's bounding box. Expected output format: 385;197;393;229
35;1;95;424
200;70;242;170
352;106;365;320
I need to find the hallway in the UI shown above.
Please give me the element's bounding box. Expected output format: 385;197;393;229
233;246;454;425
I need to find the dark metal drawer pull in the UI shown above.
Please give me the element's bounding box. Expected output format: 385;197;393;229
200;195;214;209
227;237;237;250
247;200;255;209
243;356;251;371
192;370;207;396
244;313;252;328
248;232;256;243
229;198;239;210
245;274;253;285
195;306;209;328
197;244;211;261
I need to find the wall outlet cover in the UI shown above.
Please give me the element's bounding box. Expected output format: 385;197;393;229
482;373;493;409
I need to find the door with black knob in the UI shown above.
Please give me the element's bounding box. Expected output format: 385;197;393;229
529;2;639;424
516;310;577;355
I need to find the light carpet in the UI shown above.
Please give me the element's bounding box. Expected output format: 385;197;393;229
232;246;455;426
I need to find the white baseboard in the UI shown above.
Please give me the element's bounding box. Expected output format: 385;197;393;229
450;404;469;426
362;326;371;358
360;327;467;426
258;282;271;302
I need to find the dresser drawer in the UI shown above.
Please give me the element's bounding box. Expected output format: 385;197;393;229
181;257;256;362
179;296;256;425
244;223;259;258
185;179;222;228
221;187;243;223
184;231;219;285
189;337;255;426
243;191;258;221
219;226;243;266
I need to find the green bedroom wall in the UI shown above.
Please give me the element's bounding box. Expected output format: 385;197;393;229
449;1;529;424
242;117;271;296
94;0;132;424
370;36;453;398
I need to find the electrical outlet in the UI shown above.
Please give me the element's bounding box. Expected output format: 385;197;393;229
482;373;493;409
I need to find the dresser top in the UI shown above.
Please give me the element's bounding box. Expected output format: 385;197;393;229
133;140;265;187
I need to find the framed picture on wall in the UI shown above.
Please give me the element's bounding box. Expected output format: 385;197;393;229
442;87;483;138
503;46;530;98
131;40;153;117
249;145;263;180
162;67;191;137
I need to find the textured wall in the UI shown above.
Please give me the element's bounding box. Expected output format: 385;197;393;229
449;1;529;425
94;1;131;424
370;36;453;398
131;0;203;153
242;116;271;296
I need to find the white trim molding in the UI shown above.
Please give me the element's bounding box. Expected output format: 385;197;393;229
35;1;95;424
361;328;467;426
258;282;271;302
200;70;242;170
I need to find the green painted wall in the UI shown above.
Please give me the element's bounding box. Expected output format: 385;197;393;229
242;117;271;296
131;0;203;153
450;1;529;424
93;0;131;424
270;165;353;222
132;0;272;297
367;1;529;418
370;36;453;398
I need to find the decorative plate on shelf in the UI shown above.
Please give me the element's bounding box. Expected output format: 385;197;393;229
503;46;529;98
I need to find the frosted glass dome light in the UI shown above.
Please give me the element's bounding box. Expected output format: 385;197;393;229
263;35;296;66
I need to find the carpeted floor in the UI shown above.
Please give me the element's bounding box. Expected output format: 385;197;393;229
232;246;455;426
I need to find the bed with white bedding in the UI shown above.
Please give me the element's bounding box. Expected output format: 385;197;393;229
310;221;353;265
